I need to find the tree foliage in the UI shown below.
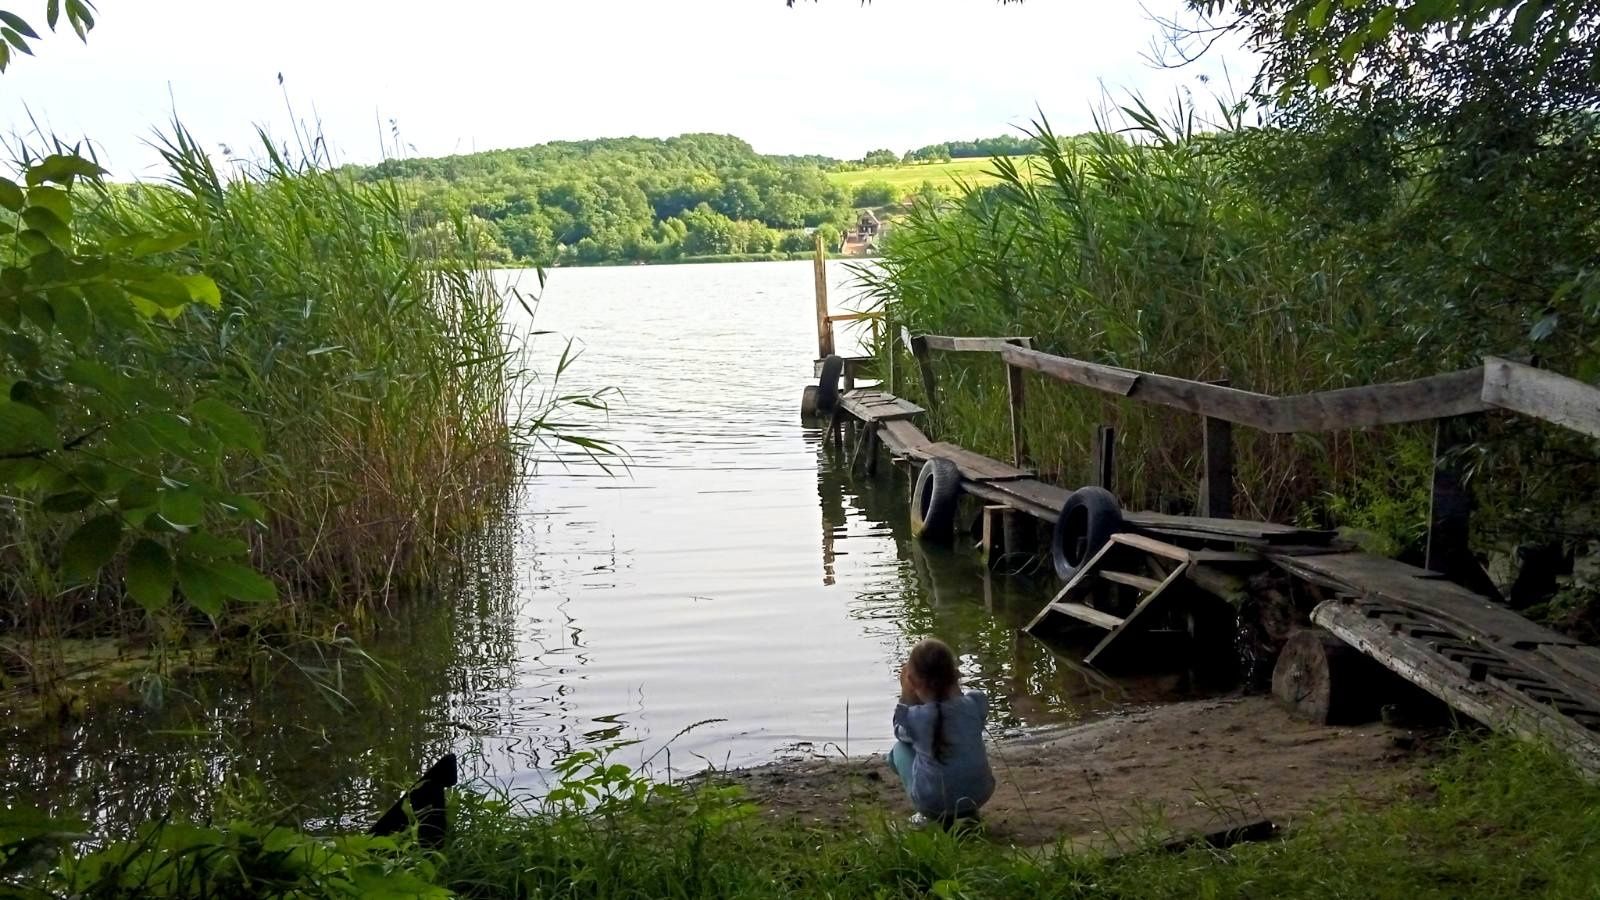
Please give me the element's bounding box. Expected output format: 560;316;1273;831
356;135;853;264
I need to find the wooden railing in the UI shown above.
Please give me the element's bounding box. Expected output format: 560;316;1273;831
902;333;1600;593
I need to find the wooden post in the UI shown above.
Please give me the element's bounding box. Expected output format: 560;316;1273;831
907;331;940;429
1090;425;1116;492
1426;414;1499;598
1201;416;1234;519
980;505;1007;569
813;234;833;359
1005;338;1028;469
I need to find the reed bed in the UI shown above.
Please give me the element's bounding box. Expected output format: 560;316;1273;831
858;104;1589;564
1;124;600;649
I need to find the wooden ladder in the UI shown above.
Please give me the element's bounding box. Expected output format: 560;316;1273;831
1023;533;1196;667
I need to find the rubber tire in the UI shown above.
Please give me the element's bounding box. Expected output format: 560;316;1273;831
1051;486;1124;581
816;354;844;412
800;385;820;419
910;457;962;541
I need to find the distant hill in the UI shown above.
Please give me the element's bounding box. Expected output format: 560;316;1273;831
353;134;854;266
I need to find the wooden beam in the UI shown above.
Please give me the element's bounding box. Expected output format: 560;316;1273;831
908;333;940;427
1482;356;1600;439
1001;345;1492;434
1006;339;1028;469
1201;410;1234;519
813;235;833;359
1090;425;1116;492
1426;415;1500;600
1271;368;1492;432
922;335;1035;353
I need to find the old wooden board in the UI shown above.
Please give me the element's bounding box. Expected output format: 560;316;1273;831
839;389;924;423
1269;551;1580;650
962;478;1069;522
1124;512;1334;545
910;442;1034;482
876;419;932;456
1314;598;1600;777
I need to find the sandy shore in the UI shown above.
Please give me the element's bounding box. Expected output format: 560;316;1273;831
723;695;1432;849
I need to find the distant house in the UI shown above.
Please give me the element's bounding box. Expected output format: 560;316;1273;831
856;209;881;239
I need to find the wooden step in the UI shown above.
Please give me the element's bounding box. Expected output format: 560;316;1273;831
1049;602;1124;630
1111;532;1193;562
1100;569;1163;592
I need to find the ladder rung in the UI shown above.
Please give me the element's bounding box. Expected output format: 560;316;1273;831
1100;570;1163;592
1112;532;1193;561
1050;602;1124;630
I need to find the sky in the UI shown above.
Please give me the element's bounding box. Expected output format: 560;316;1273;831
0;1;1253;179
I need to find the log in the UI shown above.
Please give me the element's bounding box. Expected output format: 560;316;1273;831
1271;629;1387;725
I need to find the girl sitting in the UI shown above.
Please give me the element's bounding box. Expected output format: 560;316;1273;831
887;638;995;825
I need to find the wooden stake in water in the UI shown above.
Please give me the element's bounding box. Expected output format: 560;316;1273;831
814;233;834;359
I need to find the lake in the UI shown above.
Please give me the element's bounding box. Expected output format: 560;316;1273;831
2;260;1184;829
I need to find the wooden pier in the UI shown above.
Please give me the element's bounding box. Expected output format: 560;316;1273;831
804;254;1600;775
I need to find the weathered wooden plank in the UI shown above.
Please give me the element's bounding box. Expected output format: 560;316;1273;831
1125;511;1332;542
1001;345;1142;397
999;345;1490;434
963;478;1069;523
1085;562;1192;667
839;389;924;423
916;442;1034;482
877;419;931;456
1049;601;1124;630
813;236;833;358
1272;551;1578;649
907;334;940;424
1482;356;1600;439
1101;569;1164;592
1538;645;1600;695
1314;599;1600;777
1110;532;1194;562
1270;368;1492;432
1006;356;1028;469
922;335;1035;353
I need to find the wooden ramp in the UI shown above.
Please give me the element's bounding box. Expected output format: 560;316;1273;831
1276;550;1600;776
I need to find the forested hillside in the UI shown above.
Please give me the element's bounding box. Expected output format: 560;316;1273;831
354;134;855;266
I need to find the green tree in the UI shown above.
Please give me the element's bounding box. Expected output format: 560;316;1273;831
861;149;899;167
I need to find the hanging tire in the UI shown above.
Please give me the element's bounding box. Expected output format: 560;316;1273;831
1052;486;1124;581
800;385;820;419
910;457;962;541
816;354;844;412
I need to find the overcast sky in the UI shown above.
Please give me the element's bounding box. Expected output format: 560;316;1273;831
0;1;1251;178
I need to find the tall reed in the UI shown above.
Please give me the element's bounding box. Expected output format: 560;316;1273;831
1;122;606;650
860;104;1450;540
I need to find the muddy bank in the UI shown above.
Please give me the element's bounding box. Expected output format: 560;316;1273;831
727;695;1432;849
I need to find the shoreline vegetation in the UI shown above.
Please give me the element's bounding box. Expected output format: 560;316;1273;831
7;705;1600;897
7;0;1600;896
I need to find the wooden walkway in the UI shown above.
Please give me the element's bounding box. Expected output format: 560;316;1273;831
828;382;1600;774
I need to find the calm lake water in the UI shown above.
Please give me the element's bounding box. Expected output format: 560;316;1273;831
4;260;1187;830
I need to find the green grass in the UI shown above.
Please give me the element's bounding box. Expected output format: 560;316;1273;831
13;735;1599;897
827;157;1017;193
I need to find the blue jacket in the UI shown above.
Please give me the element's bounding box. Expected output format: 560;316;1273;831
892;690;995;816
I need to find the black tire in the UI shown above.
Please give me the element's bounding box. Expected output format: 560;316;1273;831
800;385;820;419
1052;486;1124;581
910;457;962;541
816;354;844;412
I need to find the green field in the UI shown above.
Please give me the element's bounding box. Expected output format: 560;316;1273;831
826;156;1019;192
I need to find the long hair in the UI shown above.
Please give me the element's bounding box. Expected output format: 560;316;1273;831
907;638;961;761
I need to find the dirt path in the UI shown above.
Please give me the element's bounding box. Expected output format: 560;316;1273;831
724;695;1431;849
